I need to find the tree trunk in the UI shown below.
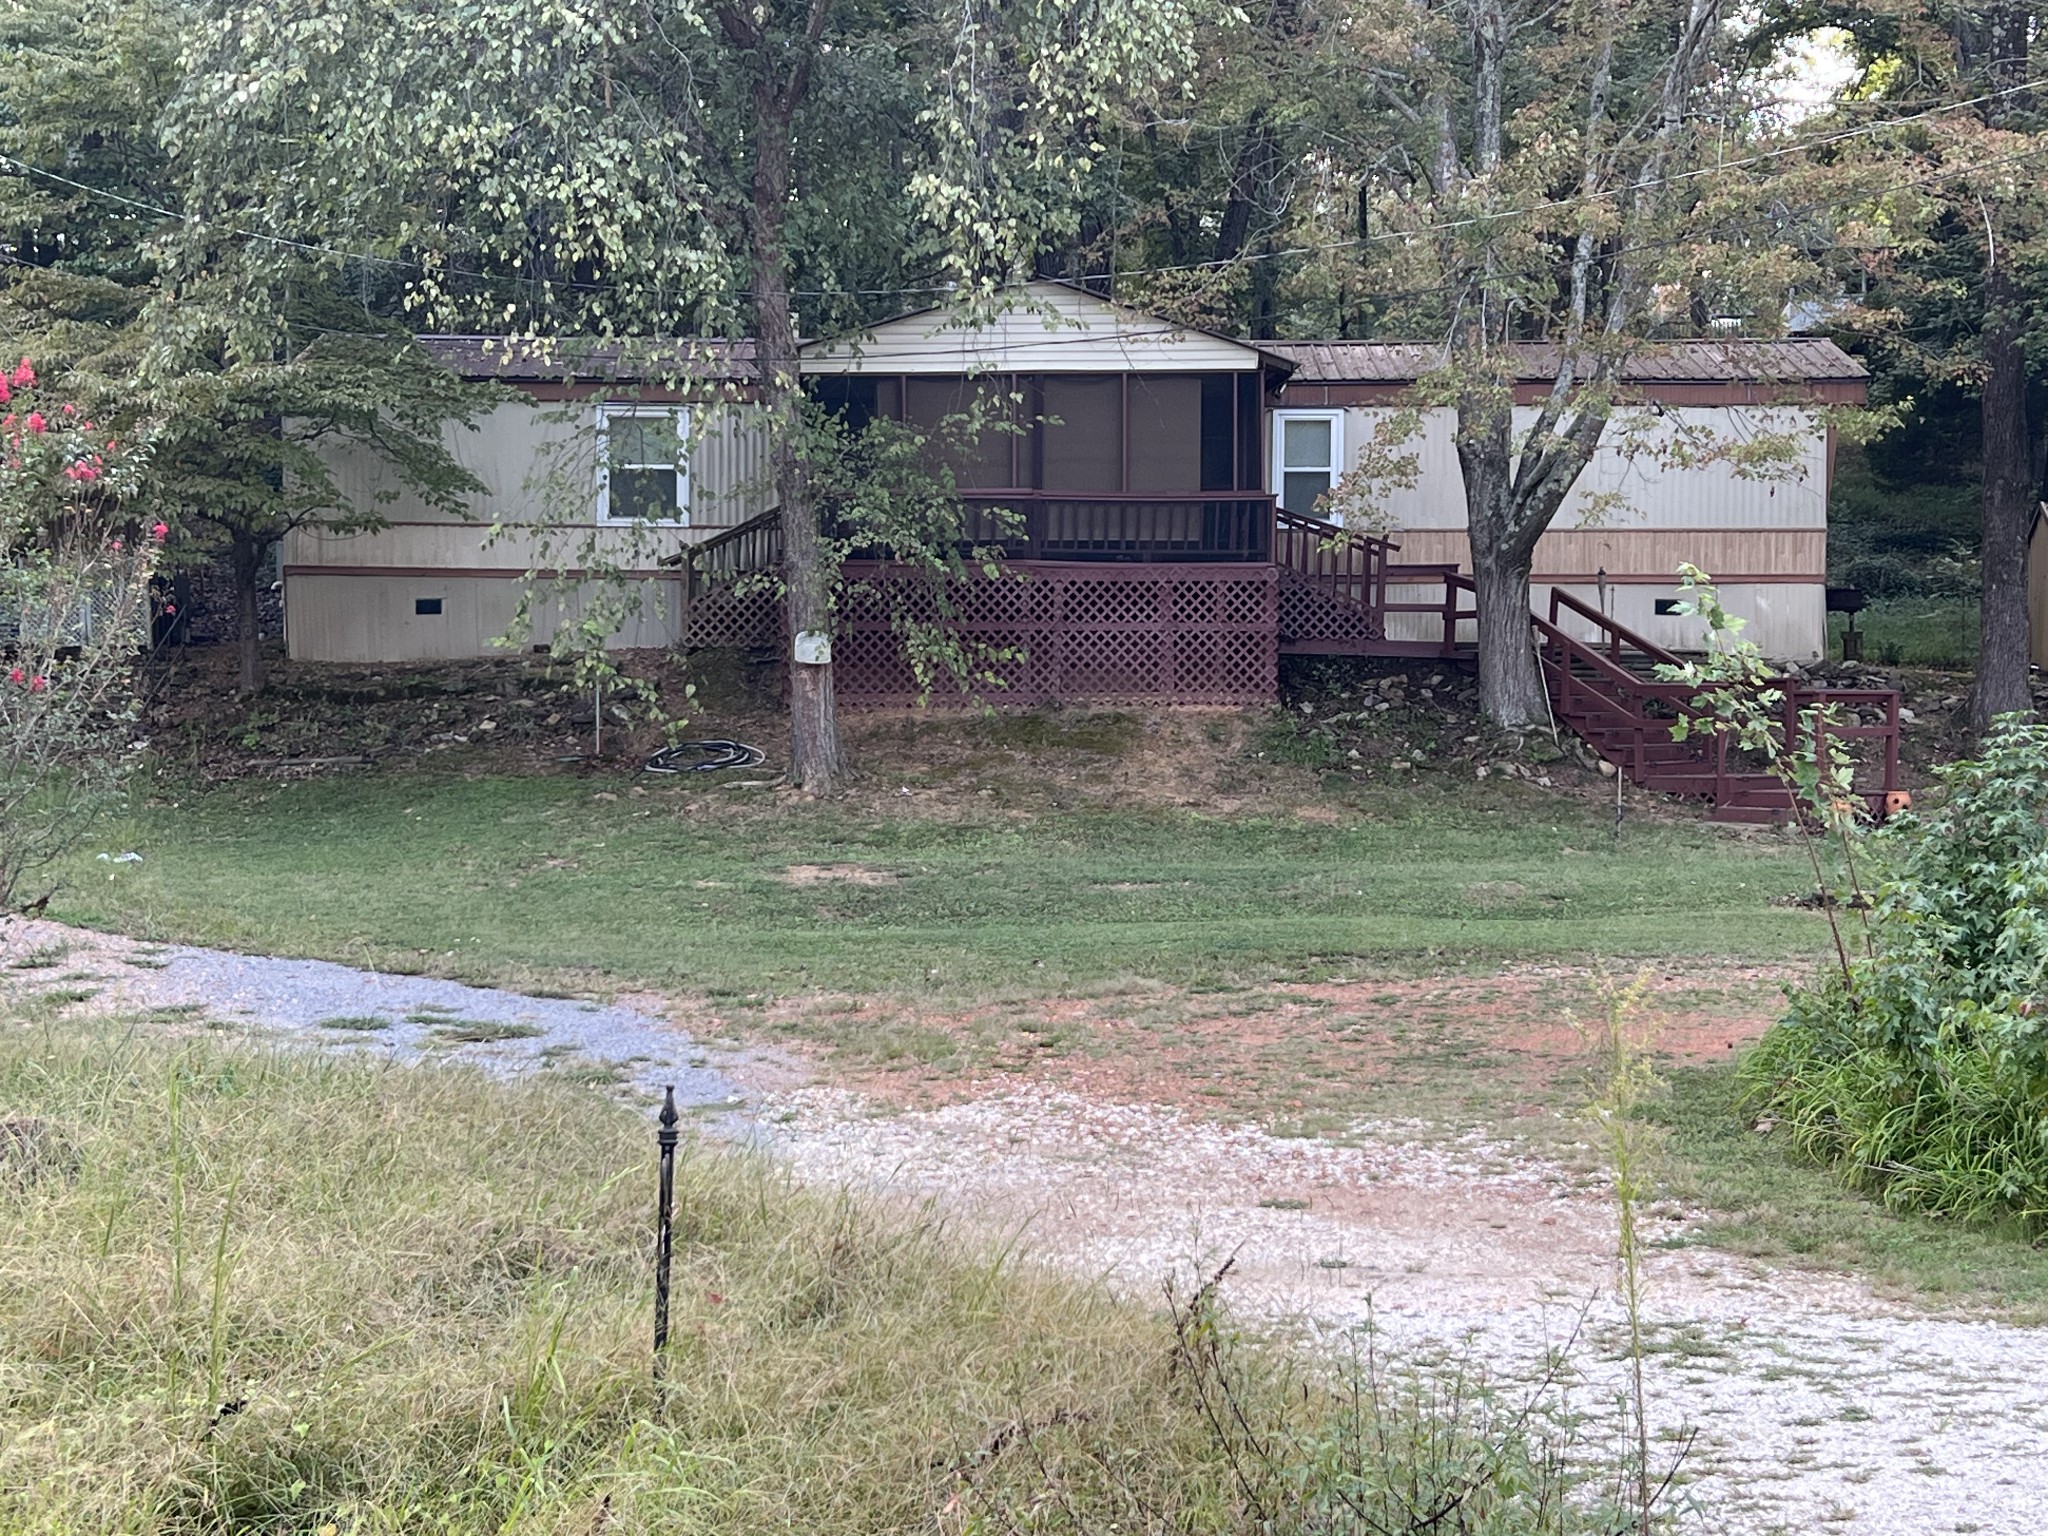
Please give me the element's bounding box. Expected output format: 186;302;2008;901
1470;533;1546;728
1457;397;1549;727
749;74;845;793
1976;265;2034;731
231;534;266;695
1965;4;2036;732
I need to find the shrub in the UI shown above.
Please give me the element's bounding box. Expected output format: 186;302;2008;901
0;358;159;912
1743;717;2048;1228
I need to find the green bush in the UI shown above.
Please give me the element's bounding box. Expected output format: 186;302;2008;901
1744;718;2048;1227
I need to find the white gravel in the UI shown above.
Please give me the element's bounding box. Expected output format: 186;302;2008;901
762;1084;2048;1536
0;918;741;1113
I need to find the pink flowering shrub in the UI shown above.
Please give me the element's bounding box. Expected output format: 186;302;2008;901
0;361;158;912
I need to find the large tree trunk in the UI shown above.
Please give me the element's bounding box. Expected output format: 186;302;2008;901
1965;7;2036;732
1457;398;1549;728
1976;266;2034;730
231;534;266;695
1469;533;1546;728
749;73;845;793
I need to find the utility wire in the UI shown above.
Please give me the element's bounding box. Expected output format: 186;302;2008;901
2;75;2043;310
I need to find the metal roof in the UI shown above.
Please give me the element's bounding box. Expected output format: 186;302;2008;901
417;336;755;382
1263;338;1868;384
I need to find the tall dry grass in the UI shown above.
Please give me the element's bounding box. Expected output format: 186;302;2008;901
0;1022;1224;1533
0;1020;1631;1534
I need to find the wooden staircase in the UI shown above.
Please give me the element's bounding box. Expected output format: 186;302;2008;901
1531;585;1904;823
1271;511;1904;823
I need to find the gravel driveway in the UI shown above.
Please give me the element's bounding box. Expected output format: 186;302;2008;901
6;918;2043;1535
0;918;739;1113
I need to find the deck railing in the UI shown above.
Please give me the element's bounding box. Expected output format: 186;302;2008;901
959;492;1274;563
1536;585;1902;815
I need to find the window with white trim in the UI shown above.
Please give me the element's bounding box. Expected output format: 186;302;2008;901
1270;410;1345;519
596;405;690;525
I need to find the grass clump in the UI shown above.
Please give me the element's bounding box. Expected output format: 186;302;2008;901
1743;718;2048;1231
315;1014;393;1032
0;1022;1626;1534
425;1018;543;1044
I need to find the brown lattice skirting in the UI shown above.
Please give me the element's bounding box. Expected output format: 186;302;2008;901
829;560;1279;708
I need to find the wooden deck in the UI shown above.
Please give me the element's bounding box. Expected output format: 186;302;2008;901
676;500;1904;821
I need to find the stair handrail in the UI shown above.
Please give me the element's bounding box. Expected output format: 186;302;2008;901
1532;610;1705;788
1546;586;1684;670
669;509;783;604
1274;510;1400;639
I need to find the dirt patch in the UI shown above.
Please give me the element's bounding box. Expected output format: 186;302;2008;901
737;963;1801;1129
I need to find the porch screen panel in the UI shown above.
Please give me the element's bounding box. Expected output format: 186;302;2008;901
1200;375;1235;490
1127;375;1203;493
1238;372;1263;490
905;376;1014;489
1040;375;1123;493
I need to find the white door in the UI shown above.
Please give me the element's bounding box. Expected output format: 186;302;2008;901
1272;411;1344;520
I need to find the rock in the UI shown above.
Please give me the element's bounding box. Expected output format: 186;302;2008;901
1597;760;1618;778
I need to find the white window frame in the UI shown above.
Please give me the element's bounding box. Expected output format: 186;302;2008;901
1270;408;1345;519
595;404;691;526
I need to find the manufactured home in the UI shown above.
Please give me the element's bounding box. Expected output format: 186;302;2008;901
287;281;1864;690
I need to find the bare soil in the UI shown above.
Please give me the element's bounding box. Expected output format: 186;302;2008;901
735;963;1799;1130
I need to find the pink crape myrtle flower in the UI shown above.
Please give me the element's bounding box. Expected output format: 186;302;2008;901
24;411;45;434
6;668;21;685
0;380;10;407
151;522;169;541
10;359;34;388
27;676;46;693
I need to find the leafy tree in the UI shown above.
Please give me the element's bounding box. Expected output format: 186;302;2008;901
1311;0;1862;726
171;0;1206;788
0;358;159;913
1806;1;2048;726
1;0;490;694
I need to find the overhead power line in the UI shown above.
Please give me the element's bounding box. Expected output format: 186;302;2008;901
2;75;2043;312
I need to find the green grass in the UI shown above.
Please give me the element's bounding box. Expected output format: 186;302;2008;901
315;1014;393;1031
1827;597;1979;669
426;1018;544;1044
1656;1065;2048;1319
0;1021;1611;1533
53;771;1829;999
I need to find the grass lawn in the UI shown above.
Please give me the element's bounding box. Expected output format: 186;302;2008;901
45;726;2048;1320
55;767;1829;998
1827;597;1978;669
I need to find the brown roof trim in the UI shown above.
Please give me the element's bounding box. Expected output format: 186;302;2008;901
418;335;754;384
1280;379;1868;408
1263;337;1867;385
